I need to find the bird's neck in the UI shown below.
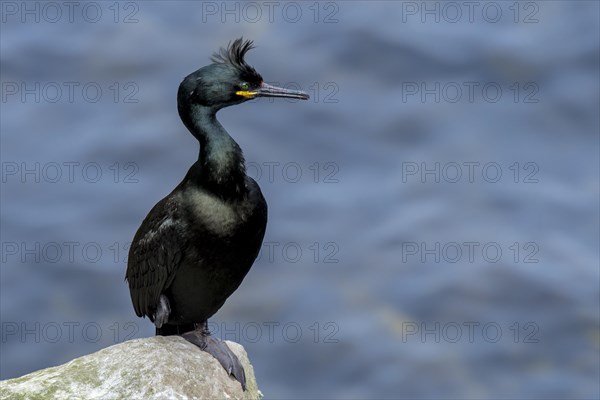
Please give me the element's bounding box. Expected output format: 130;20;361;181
181;104;247;198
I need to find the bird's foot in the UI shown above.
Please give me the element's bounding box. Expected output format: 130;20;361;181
181;327;246;391
152;294;171;329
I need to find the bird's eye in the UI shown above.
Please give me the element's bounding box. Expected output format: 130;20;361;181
239;82;250;90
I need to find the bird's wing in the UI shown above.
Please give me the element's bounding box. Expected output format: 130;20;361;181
126;197;185;319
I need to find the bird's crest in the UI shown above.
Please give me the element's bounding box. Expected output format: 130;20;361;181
211;38;259;77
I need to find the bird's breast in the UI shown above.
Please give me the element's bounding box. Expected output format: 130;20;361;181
183;187;260;238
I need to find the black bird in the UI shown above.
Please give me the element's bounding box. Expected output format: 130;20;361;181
125;38;308;390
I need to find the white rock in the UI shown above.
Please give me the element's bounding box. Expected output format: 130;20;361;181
0;336;262;400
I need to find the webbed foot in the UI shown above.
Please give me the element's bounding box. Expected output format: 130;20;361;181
181;323;246;391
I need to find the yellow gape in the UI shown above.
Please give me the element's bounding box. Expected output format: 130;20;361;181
235;91;257;98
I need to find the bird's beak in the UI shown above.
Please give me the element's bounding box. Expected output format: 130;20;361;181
237;82;310;100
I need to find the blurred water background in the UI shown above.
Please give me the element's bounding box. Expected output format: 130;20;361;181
1;1;599;398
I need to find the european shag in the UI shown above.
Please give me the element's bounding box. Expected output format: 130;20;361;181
125;38;308;390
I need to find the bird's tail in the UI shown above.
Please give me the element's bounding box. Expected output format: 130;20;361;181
156;323;196;336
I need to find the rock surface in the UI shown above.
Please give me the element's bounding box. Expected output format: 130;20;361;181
0;336;261;400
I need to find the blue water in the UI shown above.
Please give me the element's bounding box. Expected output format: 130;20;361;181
1;1;599;398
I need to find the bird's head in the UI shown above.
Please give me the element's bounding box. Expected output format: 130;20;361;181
178;38;309;111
